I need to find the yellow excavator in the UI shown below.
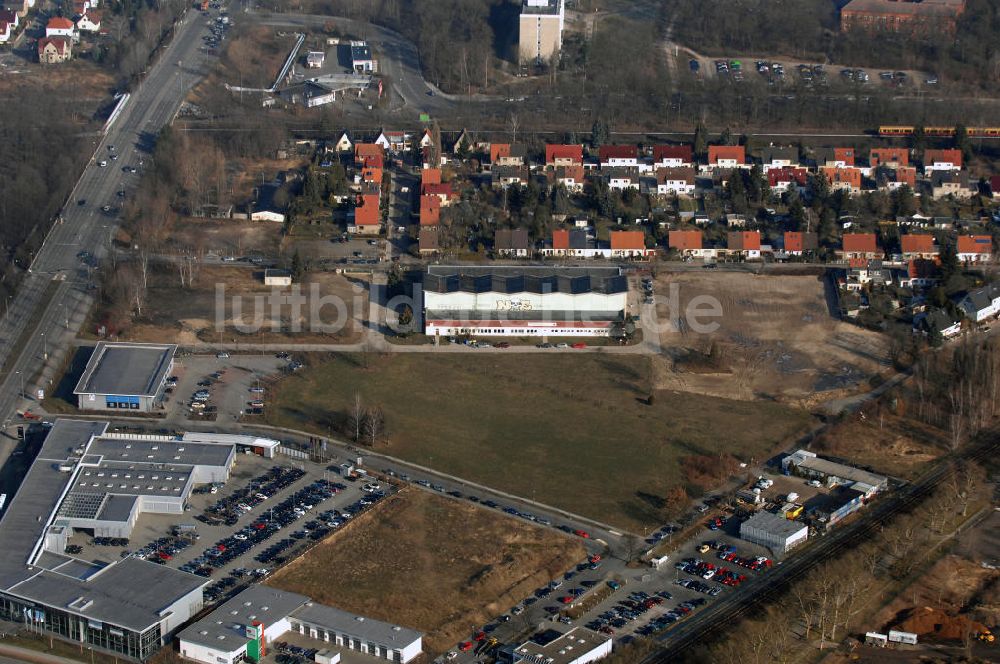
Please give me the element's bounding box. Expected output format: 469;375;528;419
976;628;995;644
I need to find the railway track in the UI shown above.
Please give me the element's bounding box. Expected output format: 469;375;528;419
643;436;1000;662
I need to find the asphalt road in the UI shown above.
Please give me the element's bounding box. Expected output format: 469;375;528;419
0;7;225;432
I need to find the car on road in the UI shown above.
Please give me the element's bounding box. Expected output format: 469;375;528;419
555;343;569;349
102;205;112;212
571;342;587;349
98;160;107;167
458;641;472;652
249;387;265;393
496;342;510;348
689;59;699;72
216;352;230;358
77;199;86;206
573;529;590;538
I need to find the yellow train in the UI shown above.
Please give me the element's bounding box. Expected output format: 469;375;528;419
878;125;1000;137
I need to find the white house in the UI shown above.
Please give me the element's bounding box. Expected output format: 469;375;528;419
75;11;100;32
45;16;76;39
606;169;639;192
655;167;695;196
375;130;408;152
957;284;1000;323
250;210;286;222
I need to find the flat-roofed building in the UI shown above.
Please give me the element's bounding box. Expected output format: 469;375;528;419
507;627;612;664
739;511;808;555
74;342;176;413
519;0;564;65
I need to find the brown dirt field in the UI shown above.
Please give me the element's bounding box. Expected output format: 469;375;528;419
165;218;283;256
121;264;363;344
653;272;889;403
873;554;1000;641
0;60;115;96
809;411;946;479
266;488;587;654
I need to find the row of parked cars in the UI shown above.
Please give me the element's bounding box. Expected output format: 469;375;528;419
635;597;707;636
586;589;672;635
202;466;305;525
137;535;195;564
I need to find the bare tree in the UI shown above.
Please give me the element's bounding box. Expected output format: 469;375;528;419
351;392;364;442
364;406;384;447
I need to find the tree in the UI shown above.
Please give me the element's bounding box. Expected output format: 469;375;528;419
351;392;364;442
290;249;304;281
719;126;734;147
591;119;610;147
693;121;707;159
364;406;384;447
954;124;972;163
398;304;413;327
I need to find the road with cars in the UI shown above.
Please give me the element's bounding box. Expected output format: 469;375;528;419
0;2;230;444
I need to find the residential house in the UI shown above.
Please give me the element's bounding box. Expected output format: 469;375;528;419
767;167;808;193
599;145;638;168
869;147;909;168
45;16;75;39
821;166;862;194
840;233;880;260
915;308;962;338
874;165;916;191
541;228;610;258
375;130;408;152
655;167;695;196
844;258;891;291
927;170;972;199
899;234;938;260
494;143;527;167
351;193;381;234
75;11;100;31
897;258;940;289
956;234;992;263
555;164;585;193
922;148;962;172
727;231;762;259
989;175;1000;198
38;36;71;63
669;229;712;258
419;129;434;149
653;145;693;169
957;282;1000;322
494;229;531;257
783;231;818;256
707;145;746;169
419;195;441;227
0;8;18;30
354;143;383;164
606;168;639;192
815;147;855;168
418;228;439;256
545;144;583;168
761;146;799;171
0;18;10;42
334;132;353;152
451;129;471;155
422;182;456;206
421;168;441;186
610;230;655;259
725;214;748;228
491;165;529;189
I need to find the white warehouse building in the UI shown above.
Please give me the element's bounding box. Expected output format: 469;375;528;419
739;511;808;555
422;266;629;338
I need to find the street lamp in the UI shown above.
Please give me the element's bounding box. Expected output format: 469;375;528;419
42;332;48;360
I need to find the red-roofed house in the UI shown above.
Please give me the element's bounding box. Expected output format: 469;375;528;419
957;235;993;263
351;194;381;234
653;145;693;169
870;148;908;168
900;234;938;259
840;233;880;260
784;231;818;256
76;10;100;31
923;149;963;172
818;147;856;167
898;259;940;289
668;230;705;257
360;166;382;188
767;167;809;193
599;145;638;168
38;36;71;63
545;144;583;168
419;195;441;227
421;168;441;186
421;182;457;206
727;231;762;259
875;165;916;191
354;143;383;163
45;16;75;38
489;143;510;164
610;230;654;259
820;166;862;194
707;145;746;168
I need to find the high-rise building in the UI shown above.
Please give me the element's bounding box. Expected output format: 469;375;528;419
518;0;564;66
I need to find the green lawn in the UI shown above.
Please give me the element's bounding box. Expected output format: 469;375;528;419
267;353;813;531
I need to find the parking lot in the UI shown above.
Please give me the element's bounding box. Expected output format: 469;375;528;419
696;57;935;90
163;354;292;424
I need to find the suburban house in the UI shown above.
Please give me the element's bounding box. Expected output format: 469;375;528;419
610;230;654;258
899;234;938;260
0;8;19;31
927;170;972;199
815;147;855;168
915;308;962;339
351;194;381;234
874;165;916;191
957;282;1000;322
545;144;584;168
491;165;529;189
419;129;434;149
374;130;408;152
354;143;383;164
542;228;610;258
555;164;585;192
761;146;799;170
490;143;527;167
923;148;962;172
727;231;762;259
707;145;746;169
45;16;75;38
898;258;940;289
421;168;441;186
767;167;809;192
419;195;441;227
783;231;818;256
869;147;909;168
956;234;992;263
599;144;638;168
75;10;100;31
421;182;456;206
821;166;862;194
655;167;696;196
840;233;880;260
334;132;353;152
0;19;10;42
844;258;891;291
418;228;440;256
606;168;639;191
653;145;693;169
38;36;72;63
668;229;710;257
495;228;532;257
